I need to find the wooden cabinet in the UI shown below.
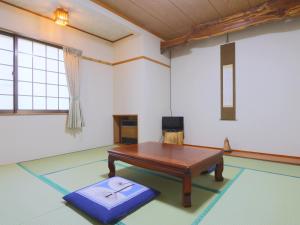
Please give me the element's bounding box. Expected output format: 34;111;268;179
113;115;138;144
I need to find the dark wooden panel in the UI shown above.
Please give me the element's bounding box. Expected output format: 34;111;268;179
221;42;236;120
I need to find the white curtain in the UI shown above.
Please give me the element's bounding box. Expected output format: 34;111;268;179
63;47;84;129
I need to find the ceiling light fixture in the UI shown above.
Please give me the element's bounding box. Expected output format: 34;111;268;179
54;8;69;26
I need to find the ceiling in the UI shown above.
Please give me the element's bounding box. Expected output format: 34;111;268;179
2;0;133;42
95;0;268;40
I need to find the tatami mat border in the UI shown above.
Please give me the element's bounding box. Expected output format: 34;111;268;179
17;162;126;225
42;159;108;176
191;168;245;225
40;159;224;194
16;163;70;195
16;153;300;225
225;164;300;179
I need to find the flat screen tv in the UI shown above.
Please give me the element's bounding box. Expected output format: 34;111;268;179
162;116;184;132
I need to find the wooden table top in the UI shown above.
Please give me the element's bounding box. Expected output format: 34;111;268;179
109;142;223;169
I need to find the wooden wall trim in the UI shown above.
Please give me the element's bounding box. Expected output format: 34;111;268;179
112;56;144;66
0;0;132;43
82;55;170;68
112;34;134;43
184;144;300;165
82;55;170;69
143;56;170;68
113;56;170;68
81;56;112;66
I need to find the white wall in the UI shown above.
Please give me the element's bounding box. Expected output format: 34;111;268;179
140;60;170;142
113;34;170;143
172;19;300;157
0;2;114;164
113;60;170;143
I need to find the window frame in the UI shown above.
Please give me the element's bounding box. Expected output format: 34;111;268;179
0;30;69;115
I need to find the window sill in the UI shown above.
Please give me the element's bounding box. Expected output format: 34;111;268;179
0;111;68;116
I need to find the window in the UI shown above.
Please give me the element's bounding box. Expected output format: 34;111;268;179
0;33;14;110
0;32;69;113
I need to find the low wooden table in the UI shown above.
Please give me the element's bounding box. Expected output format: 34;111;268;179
107;142;224;207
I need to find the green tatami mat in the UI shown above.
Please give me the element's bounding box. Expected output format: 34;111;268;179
224;155;300;177
199;169;300;225
19;145;115;175
2;145;300;225
46;159;240;194
128;164;241;193
46;160;240;225
45;160;115;191
21;206;100;225
0;164;64;225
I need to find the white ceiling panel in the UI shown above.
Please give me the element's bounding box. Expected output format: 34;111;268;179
3;0;133;41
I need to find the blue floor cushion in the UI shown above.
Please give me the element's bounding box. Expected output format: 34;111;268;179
63;176;160;224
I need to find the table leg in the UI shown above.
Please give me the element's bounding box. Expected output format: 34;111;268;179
182;174;192;207
108;155;116;178
215;157;224;181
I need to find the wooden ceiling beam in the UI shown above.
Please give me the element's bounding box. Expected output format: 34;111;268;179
161;0;300;51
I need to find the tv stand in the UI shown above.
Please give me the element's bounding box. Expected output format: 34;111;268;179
163;130;184;145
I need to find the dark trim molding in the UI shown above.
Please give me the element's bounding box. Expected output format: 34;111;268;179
184;144;300;165
113;56;170;68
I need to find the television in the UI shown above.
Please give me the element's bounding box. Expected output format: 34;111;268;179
162;117;184;132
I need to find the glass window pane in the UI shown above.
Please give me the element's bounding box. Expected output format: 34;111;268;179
59;74;67;86
59;49;64;61
33;43;45;57
18;38;32;54
18;67;32;82
33;83;46;96
59;61;65;73
59;98;69;110
47;84;58;97
0;50;13;65
0;95;13;110
18;81;32;95
47;97;58;110
47;72;58;84
33;70;46;83
33;56;45;70
0;80;13;95
19;96;32;109
0;65;13;80
33;97;46;110
59;86;69;98
0;34;13;51
47;59;58;72
47;46;58;59
18;53;32;68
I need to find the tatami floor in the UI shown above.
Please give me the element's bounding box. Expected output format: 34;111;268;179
1;146;300;225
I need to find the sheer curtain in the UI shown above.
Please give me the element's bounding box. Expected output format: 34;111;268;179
63;47;84;129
